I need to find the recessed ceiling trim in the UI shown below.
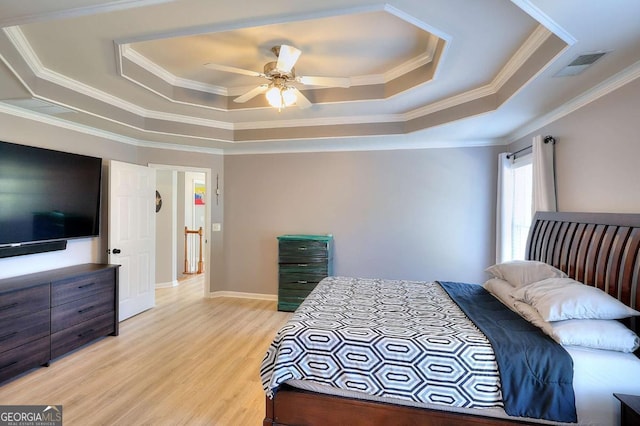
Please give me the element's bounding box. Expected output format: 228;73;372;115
3;22;561;139
510;0;577;45
233;113;405;130
117;36;445;111
492;25;553;90
113;4;393;45
382;3;452;42
407;25;559;121
121;44;229;95
507;59;640;143
0;5;570;145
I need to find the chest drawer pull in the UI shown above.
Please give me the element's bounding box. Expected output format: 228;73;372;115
78;306;95;314
0;302;18;312
0;331;17;342
297;280;308;284
77;329;95;339
298;247;307;250
297;264;308;267
78;282;95;289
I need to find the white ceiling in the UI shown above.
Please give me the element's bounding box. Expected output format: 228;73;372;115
0;0;639;154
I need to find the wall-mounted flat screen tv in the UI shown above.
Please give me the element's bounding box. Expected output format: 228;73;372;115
0;141;102;257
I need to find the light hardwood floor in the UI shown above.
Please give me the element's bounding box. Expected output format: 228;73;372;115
0;276;291;425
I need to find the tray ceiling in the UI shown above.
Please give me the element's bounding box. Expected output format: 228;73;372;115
0;0;639;154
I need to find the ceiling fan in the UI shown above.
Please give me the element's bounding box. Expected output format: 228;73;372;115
204;44;351;110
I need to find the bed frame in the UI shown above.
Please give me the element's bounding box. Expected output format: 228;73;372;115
264;211;640;426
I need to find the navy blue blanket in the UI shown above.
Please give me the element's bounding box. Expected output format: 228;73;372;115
439;281;577;423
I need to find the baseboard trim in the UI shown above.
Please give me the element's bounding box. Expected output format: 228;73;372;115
156;279;179;288
208;291;277;301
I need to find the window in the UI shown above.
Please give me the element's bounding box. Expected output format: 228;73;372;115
509;156;532;260
498;154;533;262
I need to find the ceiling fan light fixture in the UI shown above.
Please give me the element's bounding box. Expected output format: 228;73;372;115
266;85;297;109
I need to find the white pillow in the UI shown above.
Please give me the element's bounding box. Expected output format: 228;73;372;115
483;278;518;311
484;278;555;334
550;319;640;353
511;277;640;321
485;260;567;287
512;300;555;336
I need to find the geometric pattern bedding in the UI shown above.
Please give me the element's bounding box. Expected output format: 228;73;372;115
260;276;503;409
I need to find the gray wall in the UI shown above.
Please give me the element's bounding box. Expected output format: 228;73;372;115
223;147;500;296
0;111;225;293
155;170;177;287
510;76;640;213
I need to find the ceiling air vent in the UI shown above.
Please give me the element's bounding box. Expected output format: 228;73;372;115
554;51;608;77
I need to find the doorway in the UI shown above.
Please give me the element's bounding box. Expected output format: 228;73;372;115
150;164;212;297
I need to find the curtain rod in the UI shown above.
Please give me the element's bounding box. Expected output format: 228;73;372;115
506;135;556;160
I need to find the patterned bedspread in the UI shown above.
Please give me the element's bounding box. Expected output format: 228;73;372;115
260;276;503;409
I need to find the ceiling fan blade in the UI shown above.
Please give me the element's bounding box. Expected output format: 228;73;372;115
234;85;269;103
291;88;312;109
297;75;351;88
204;63;263;78
276;45;302;73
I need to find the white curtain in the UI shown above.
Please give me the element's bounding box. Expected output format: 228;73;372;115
496;153;514;263
532;134;557;213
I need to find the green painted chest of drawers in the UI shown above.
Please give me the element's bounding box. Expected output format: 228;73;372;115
277;234;333;312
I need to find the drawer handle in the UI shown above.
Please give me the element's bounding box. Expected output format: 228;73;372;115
78;282;96;289
0;331;17;342
78;306;95;314
297;264;308;267
0;302;18;312
0;361;17;370
77;329;95;339
298;247;307;250
297;280;308;284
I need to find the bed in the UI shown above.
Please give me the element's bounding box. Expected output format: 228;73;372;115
261;211;640;425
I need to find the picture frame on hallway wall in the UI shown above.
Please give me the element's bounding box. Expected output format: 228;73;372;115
194;182;205;205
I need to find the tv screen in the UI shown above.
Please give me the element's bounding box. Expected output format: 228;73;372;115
0;141;102;249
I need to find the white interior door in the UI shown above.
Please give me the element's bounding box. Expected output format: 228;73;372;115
109;160;156;321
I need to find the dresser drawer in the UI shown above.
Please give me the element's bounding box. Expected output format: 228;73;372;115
0;285;49;322
51;290;115;333
279;240;329;263
279;264;328;284
51;269;115;307
277;287;316;312
51;312;115;359
0;310;50;353
0;336;50;384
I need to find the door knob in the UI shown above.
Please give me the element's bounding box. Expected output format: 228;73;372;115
112;248;121;254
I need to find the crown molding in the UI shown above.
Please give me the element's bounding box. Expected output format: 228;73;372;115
1;4;593;146
510;0;577;45
383;4;451;42
233;113;404;130
121;44;229;95
507;59;640;143
0;0;174;28
0;100;225;155
492;24;555;90
6;26;234;129
0;99;499;156
224;136;499;155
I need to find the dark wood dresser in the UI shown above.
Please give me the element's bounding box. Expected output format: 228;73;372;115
277;234;333;312
0;264;119;383
614;393;640;426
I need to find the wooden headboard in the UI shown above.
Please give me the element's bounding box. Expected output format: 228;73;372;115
526;211;640;337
